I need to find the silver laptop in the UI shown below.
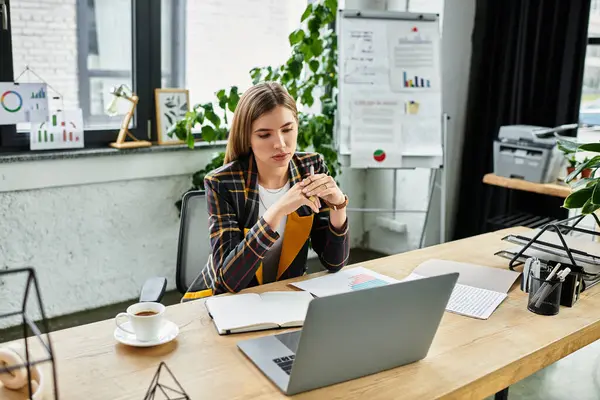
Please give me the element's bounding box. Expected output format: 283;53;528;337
237;272;458;395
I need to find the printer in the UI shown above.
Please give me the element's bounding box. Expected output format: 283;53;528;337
493;124;577;183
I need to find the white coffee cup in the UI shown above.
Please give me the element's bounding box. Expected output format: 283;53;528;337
115;302;165;342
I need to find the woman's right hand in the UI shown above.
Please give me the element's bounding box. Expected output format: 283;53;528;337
263;183;320;231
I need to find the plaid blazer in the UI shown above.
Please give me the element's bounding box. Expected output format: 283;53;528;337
182;152;350;301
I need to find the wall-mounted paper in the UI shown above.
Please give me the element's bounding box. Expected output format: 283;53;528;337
30;109;84;150
0;82;49;125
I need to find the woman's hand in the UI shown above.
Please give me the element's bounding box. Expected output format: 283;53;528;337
262;183;320;231
300;174;345;206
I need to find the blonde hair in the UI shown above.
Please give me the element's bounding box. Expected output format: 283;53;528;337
224;82;298;164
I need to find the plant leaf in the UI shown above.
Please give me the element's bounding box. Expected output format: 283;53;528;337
186;130;195;148
309;60;320;73
325;0;337;11
557;139;579;154
592;181;600;205
563;187;594;209
579;142;600;152
289;29;305;46
565;156;600;183
204;109;221;128
571;177;598;190
228;87;240;113
301;4;312;22
201;125;217;142
311;39;324;57
582;197;600;214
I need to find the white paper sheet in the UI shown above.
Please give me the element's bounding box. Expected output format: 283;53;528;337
387;22;438;93
290;266;399;297
341;19;389;86
30;109;84;150
0;82;49;125
349;98;403;168
413;259;521;293
445;282;507;320
402;259;520;319
402;272;507;320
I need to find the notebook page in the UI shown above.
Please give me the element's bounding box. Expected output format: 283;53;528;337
446;283;507;320
205;294;267;332
259;291;314;326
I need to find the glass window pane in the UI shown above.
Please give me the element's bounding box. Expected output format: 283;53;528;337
10;0;133;131
580;45;600;126
591;0;600;38
165;0;306;108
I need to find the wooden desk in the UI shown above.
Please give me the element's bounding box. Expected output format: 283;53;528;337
7;227;600;399
483;173;571;198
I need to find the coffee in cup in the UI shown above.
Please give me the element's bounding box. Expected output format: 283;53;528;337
115;302;165;342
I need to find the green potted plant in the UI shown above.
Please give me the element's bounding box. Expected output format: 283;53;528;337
561;140;600;214
167;0;340;211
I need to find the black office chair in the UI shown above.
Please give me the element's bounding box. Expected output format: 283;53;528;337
139;190;210;302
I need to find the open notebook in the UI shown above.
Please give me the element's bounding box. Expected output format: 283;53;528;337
205;291;314;335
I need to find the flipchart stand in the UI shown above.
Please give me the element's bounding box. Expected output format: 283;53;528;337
345;113;449;247
336;9;448;247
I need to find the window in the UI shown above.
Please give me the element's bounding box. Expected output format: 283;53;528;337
580;0;600;126
1;0;311;152
0;0;164;151
173;0;306;109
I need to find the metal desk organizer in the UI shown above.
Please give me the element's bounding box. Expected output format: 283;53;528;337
494;214;600;307
0;268;58;399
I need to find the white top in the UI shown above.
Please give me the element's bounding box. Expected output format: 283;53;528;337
258;182;290;283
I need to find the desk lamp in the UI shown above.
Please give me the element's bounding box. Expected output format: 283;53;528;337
106;84;152;149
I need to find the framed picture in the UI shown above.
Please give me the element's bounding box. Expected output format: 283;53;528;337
155;88;190;145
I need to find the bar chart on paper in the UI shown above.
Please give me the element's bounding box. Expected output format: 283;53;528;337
403;71;431;88
29;109;84;150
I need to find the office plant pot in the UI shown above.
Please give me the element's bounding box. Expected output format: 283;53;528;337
582;168;593;178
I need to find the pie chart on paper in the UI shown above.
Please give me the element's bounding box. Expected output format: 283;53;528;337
373;149;386;163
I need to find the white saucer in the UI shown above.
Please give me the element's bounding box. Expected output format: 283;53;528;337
114;320;179;347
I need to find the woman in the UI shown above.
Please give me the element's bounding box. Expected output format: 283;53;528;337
183;82;349;301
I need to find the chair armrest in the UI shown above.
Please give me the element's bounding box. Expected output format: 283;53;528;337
139;277;167;303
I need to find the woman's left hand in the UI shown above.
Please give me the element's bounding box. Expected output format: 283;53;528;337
299;174;345;207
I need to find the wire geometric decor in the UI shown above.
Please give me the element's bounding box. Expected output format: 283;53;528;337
143;362;190;400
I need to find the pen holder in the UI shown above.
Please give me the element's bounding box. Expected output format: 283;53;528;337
527;274;562;316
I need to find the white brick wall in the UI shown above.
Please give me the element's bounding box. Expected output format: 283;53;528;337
11;0;79;111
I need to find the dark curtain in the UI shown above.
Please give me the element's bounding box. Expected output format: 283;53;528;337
453;0;591;240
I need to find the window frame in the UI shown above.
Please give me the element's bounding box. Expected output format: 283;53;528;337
0;0;167;152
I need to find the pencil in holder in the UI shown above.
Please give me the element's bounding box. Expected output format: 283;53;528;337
527;273;562;316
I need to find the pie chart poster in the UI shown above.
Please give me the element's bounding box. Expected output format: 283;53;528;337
0;82;49;125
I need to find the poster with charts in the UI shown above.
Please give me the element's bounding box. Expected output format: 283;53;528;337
0;82;49;125
29;109;84;150
337;12;443;165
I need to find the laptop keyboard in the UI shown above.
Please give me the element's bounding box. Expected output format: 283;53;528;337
273;355;295;375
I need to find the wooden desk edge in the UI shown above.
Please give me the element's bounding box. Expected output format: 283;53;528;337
444;321;600;399
482;173;572;199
